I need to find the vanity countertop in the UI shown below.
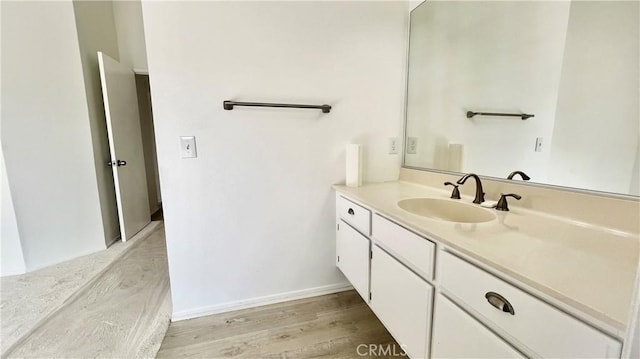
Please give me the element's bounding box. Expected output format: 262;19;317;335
333;181;639;337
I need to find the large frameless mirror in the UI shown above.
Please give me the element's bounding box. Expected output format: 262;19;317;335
404;1;639;196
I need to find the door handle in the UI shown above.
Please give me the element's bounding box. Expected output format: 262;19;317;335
107;160;127;167
485;291;515;315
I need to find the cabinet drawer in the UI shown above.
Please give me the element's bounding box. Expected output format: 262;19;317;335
370;245;433;359
432;294;524;358
438;251;622;358
336;195;371;235
336;220;370;301
372;215;435;280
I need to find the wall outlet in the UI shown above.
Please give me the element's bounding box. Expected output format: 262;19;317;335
407;137;418;154
388;137;399;154
535;137;543;152
180;136;197;158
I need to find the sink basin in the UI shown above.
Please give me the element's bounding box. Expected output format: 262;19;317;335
397;198;496;223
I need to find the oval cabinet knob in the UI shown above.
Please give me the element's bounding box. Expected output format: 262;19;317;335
485;291;515;315
347;208;355;215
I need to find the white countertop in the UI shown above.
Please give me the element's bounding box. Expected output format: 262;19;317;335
334;181;639;336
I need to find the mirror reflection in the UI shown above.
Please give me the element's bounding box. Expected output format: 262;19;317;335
404;1;639;196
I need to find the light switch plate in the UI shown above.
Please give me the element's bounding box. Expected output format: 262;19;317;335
535;137;543;152
180;136;197;158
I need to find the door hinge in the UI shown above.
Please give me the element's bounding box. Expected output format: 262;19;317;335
369;293;372;300
337;223;340;231
337;255;340;263
370;250;373;259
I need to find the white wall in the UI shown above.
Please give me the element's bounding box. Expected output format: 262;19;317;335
1;146;26;276
0;1;26;277
547;1;639;195
112;0;148;71
142;1;408;317
409;1;424;12
73;0;122;245
1;0;106;270
404;1;570;183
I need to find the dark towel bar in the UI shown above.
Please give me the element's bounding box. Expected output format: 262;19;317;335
224;101;331;113
466;111;534;120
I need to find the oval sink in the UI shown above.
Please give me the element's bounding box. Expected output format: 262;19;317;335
397;198;496;223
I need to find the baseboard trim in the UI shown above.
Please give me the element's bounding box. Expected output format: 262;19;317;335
171;282;353;322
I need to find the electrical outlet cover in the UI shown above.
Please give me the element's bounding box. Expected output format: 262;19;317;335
407;137;418;154
388;137;399;154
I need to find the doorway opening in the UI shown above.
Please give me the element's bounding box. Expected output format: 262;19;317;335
134;74;162;222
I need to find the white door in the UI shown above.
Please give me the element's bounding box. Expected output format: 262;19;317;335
431;294;524;358
336;220;370;301
98;52;150;241
370;245;433;359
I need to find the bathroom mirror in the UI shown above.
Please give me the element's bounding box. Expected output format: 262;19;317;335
404;1;639;197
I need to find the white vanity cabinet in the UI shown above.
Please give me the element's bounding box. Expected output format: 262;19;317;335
335;195;371;302
438;250;622;358
334;192;624;359
431;294;524;358
336;195;371;235
336;219;370;301
370;245;433;359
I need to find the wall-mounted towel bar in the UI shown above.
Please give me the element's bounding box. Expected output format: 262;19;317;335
466;111;534;120
223;101;331;113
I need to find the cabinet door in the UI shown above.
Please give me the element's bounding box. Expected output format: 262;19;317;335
336;220;370;301
432;294;524;359
370;245;432;359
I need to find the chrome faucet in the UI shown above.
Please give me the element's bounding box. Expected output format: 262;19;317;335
456;173;485;204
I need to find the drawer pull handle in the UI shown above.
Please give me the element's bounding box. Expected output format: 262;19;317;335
485;292;515;315
347;208;355;215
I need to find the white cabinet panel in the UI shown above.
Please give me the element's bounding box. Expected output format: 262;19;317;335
370;245;433;359
336;195;371;235
438;251;622;358
336;220;370;301
432;294;524;358
372;214;435;280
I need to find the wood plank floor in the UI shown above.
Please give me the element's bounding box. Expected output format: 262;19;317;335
158;290;401;358
6;225;171;358
0;222;163;355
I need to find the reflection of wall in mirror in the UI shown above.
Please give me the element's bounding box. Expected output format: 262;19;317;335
404;1;571;183
404;1;639;195
547;1;639;195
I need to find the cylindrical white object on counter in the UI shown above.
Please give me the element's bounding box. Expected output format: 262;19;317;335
448;144;464;172
346;144;362;187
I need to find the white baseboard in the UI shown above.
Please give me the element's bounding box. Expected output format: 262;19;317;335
171;282;353;322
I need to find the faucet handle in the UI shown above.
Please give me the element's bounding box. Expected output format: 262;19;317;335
444;182;461;199
496;193;522;211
